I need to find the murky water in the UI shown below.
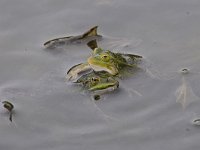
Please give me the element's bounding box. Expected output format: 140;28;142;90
0;0;200;150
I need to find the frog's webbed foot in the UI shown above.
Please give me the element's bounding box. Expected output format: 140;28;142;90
123;53;142;64
87;40;98;50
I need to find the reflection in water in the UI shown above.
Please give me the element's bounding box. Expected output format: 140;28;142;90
89;96;119;122
175;77;198;109
175;69;199;109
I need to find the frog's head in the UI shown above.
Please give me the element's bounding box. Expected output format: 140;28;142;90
76;73;101;88
87;48;118;75
76;72;119;93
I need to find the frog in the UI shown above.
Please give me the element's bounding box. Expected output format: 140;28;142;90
87;46;142;76
75;71;119;95
66;40;142;80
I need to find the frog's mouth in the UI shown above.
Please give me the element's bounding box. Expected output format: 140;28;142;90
89;81;119;94
87;57;118;75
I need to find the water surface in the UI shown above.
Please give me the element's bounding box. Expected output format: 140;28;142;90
0;0;200;150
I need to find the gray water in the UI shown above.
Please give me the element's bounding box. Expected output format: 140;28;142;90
0;0;200;150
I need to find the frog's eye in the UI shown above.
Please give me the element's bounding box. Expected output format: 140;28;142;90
101;54;110;61
91;77;100;82
102;55;108;58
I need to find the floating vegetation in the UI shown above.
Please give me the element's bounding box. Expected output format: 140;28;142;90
67;63;92;81
44;26;102;49
2;101;14;122
180;68;190;74
192;118;200;126
94;95;101;101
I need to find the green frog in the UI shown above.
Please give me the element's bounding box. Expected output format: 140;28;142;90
87;47;142;75
66;39;142;99
67;40;142;80
75;71;119;95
